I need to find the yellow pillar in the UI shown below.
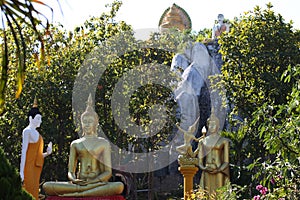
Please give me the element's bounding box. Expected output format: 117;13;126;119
179;166;198;200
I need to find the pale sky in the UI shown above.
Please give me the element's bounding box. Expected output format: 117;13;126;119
42;0;300;32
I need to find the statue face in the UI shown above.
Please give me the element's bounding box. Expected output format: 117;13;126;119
218;14;224;22
208;120;218;133
82;115;96;135
30;114;42;128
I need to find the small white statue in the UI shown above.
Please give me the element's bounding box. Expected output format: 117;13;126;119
20;98;52;200
212;14;230;39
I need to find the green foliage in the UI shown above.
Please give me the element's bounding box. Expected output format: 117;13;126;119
73;29;191;159
220;3;299;117
97;60;177;154
0;0;133;182
0;0;191;192
0;0;53;114
252;65;300;159
247;65;300;199
0;1;298;199
147;28;194;53
218;3;300;198
188;181;246;200
0;147;33;200
248;157;300;199
195;28;212;43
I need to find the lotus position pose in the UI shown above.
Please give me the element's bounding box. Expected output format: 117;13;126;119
20;98;53;200
43;94;124;197
198;109;230;194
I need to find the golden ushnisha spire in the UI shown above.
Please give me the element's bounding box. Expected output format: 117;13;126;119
33;96;38;108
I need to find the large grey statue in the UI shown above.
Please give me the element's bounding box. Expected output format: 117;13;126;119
171;42;222;155
165;41;227;177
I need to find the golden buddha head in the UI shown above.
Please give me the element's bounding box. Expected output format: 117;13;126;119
81;94;99;136
207;108;220;133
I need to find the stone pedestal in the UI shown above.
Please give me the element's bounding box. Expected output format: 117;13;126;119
178;166;198;200
45;195;125;200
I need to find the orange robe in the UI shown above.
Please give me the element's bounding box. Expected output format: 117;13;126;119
214;24;227;37
23;135;44;200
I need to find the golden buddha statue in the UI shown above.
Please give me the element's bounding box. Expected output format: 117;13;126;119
43;94;124;197
198;109;230;194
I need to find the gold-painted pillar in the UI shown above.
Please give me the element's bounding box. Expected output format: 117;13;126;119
178;166;198;200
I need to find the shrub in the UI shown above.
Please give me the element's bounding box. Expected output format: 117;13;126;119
0;147;33;200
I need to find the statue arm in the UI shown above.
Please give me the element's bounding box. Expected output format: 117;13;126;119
177;123;198;144
190;145;200;157
191;117;200;131
212;25;217;39
20;129;30;181
179;116;200;138
194;135;204;142
218;140;230;172
67;142;78;183
176;123;187;133
42;141;52;158
198;141;206;170
99;142;112;181
225;23;230;32
87;142;112;184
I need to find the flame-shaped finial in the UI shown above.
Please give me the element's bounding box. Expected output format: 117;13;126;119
87;93;93;108
33;96;38;108
85;93;95;113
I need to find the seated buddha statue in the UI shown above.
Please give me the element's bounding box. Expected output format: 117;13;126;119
43;94;124;197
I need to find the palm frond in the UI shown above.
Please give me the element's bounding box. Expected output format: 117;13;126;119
0;0;53;113
0;28;9;114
